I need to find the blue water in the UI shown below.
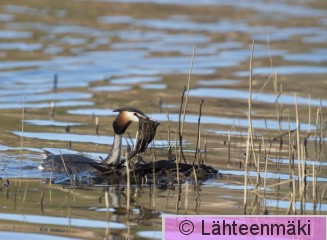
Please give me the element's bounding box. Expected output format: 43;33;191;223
189;88;327;106
0;213;126;229
1;1;326;240
66;109;314;130
220;169;327;182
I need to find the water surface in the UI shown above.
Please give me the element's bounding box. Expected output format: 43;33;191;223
0;0;326;239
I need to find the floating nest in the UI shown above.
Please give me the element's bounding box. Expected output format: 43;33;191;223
44;116;221;186
51;159;221;189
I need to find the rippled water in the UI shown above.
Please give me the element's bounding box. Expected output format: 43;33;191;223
0;0;326;239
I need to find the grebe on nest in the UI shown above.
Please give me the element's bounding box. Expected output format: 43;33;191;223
39;107;220;182
38;107;156;173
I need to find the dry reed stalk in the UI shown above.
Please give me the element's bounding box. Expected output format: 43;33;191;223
255;33;276;132
204;139;207;164
151;153;156;209
262;136;269;214
286;115;295;215
249;117;258;167
243;37;255;215
194;184;201;213
181;46;196;135
174;130;180;186
50;100;55;119
194;99;204;166
23;182;28;204
267;32;273;70
40;190;45;213
95;117;99;135
191;171;201;213
125;133;133;152
314;104;324;160
276;177;280;215
73;174;76;203
178;47;196;163
275;94;284;168
133;130;139;152
176;184;182;213
178;87;187;163
243;115;251;214
105;190;109;209
301;143;307;208
318;101;323;160
175;129;181;212
14;184;17;210
126;152;130;211
175;142;181;211
291;148;296;214
141;176;145;192
58;149;73;185
312;162;317;215
165;106;171;152
263;117;273;154
67;207;71;228
295;94;304;214
258;73;274;96
193;166;198;186
308;95;311;134
19;98;25;189
174;130;181;211
287;160;294;211
227;130;231;167
49;169;52;203
184;181;189;214
104;223;110;240
249;130;257;169
314;108;319;158
255;155;261;213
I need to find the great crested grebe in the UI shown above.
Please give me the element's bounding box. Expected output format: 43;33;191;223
38;107;150;173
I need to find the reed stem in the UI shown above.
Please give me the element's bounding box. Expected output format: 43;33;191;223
244;37;255;215
19;98;25;189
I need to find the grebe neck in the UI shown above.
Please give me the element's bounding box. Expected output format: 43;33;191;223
104;133;122;165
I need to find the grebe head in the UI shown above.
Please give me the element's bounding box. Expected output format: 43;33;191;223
112;107;148;135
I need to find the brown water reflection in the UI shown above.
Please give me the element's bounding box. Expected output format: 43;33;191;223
0;0;326;239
